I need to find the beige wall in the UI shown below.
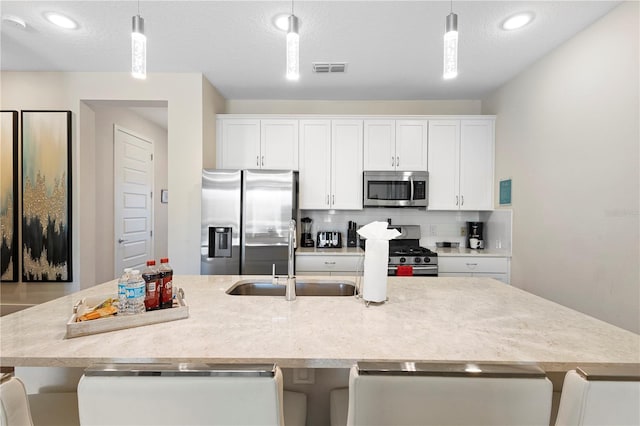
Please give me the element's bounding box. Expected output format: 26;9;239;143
0;72;212;306
203;76;227;169
482;2;639;332
225;99;482;115
88;103;169;284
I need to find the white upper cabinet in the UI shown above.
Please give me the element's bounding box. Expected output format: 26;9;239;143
363;120;428;171
331;120;363;210
219;119;261;169
299;120;331;210
363;120;395;170
428;119;494;211
395;120;429;171
299;119;363;210
217;118;298;170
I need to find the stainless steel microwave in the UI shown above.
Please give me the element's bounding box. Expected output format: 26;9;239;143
363;171;428;208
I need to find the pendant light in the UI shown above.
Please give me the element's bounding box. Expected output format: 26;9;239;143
443;0;458;80
131;0;146;79
286;0;300;81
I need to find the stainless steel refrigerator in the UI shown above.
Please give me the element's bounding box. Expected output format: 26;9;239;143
201;169;298;275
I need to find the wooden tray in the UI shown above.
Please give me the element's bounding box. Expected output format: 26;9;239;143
65;289;188;339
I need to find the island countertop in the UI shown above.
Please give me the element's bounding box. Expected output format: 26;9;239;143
1;275;638;371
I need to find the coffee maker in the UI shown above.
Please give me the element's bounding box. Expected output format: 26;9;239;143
466;221;485;249
301;217;314;247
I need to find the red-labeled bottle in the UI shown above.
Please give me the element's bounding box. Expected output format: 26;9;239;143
158;258;173;309
142;260;160;311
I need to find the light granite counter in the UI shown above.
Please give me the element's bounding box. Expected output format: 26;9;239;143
1;275;638;371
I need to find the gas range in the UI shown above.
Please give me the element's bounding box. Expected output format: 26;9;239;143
386;225;438;277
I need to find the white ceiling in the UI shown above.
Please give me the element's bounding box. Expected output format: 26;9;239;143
1;1;621;100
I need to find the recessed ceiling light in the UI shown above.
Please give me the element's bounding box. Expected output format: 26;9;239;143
501;12;534;31
273;13;302;32
44;12;78;30
2;15;27;29
274;14;289;31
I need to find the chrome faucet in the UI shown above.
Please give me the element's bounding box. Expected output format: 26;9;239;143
285;219;296;301
271;219;297;301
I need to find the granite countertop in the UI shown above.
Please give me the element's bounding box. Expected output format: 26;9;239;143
1;275;638;370
296;247;364;256
431;247;512;257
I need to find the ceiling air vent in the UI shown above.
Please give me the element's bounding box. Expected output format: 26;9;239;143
312;62;348;73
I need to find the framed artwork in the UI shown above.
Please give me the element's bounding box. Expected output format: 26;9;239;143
21;110;72;282
1;111;19;282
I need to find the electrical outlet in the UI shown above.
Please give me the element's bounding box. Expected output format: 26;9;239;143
292;368;315;384
460;226;466;236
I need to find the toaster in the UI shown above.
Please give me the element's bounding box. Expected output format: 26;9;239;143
316;231;342;248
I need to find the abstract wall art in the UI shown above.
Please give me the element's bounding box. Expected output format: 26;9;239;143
21;110;72;282
1;111;19;282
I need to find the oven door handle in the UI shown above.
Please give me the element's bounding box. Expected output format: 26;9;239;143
388;265;438;274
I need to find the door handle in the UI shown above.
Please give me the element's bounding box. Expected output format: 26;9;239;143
256;156;259;166
456;196;459;206
326;194;329;205
409;177;414;201
461;195;464;206
261;156;264;167
118;238;126;243
396;156;399;167
391;156;395;167
332;194;335;205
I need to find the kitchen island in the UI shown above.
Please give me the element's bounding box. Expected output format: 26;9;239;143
1;275;638;371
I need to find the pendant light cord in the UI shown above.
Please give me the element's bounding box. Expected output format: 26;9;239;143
450;0;453;14
291;0;294;16
138;0;140;15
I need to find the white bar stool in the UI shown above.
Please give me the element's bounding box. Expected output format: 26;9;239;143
345;361;552;426
555;365;640;426
1;373;34;426
77;363;306;426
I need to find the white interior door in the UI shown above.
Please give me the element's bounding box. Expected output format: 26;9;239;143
114;125;154;277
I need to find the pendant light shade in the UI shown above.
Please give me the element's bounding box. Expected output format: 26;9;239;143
131;14;146;79
286;14;300;80
443;12;458;79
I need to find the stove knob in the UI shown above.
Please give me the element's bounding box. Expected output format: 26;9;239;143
399;257;406;263
423;257;430;263
414;257;422;263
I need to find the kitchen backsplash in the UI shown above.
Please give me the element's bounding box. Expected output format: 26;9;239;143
299;208;512;252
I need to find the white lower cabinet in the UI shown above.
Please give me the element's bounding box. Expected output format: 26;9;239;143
438;256;510;284
296;255;363;276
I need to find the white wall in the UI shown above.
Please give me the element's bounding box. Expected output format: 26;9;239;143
226;99;482;115
0;72;219;304
88;103;169;284
482;2;639;332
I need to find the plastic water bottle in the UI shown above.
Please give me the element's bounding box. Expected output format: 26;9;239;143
118;268;132;315
127;269;146;315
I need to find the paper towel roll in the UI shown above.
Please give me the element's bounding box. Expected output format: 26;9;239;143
357;221;400;304
362;239;389;303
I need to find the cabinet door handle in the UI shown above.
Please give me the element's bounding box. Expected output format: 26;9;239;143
461;195;464;206
391;156;395;167
256;156;259;166
456;195;459;206
324;261;336;265
332;194;335;205
326;195;330;205
396;156;399;167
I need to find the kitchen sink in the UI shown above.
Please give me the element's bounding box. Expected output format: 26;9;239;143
226;279;357;296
